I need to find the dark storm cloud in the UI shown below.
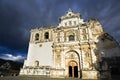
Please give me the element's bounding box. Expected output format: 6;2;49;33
0;0;120;60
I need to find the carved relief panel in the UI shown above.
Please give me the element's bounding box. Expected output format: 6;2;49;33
54;49;62;68
82;47;92;70
65;51;79;60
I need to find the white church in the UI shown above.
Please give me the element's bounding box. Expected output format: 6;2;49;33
20;9;120;79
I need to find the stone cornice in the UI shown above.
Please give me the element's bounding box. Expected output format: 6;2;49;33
52;43;80;47
30;26;55;32
61;13;80;21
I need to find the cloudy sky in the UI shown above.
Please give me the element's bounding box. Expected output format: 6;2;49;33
0;0;120;62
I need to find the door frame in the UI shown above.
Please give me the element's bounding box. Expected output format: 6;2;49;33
68;61;78;78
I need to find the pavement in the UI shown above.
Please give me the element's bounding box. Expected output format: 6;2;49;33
0;76;80;80
0;75;120;80
0;76;97;80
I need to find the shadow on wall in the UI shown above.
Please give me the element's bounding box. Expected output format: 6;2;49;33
94;32;120;79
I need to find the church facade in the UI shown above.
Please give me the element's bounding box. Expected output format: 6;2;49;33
20;9;118;79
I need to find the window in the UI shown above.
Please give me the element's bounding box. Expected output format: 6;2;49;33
35;60;39;67
44;32;49;39
69;21;72;26
101;37;105;42
69;13;71;16
65;22;67;26
74;21;76;25
69;35;75;41
35;33;39;41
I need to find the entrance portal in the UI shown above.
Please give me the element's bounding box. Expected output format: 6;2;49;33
68;61;78;78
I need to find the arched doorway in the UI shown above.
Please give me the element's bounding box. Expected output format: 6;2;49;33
65;50;81;78
68;61;78;77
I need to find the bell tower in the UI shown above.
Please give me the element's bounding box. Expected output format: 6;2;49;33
58;9;84;27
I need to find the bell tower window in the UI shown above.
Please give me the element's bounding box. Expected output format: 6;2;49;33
69;21;72;26
44;32;49;39
35;33;39;41
74;21;76;25
69;35;75;41
65;22;67;26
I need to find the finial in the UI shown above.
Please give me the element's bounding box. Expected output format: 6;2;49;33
67;8;72;13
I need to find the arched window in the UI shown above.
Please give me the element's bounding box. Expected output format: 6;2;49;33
35;60;39;67
69;35;75;41
35;33;39;41
44;32;49;39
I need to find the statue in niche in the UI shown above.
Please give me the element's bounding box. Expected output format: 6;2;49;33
83;35;87;40
82;29;86;34
85;52;89;57
70;54;74;59
56;54;61;63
